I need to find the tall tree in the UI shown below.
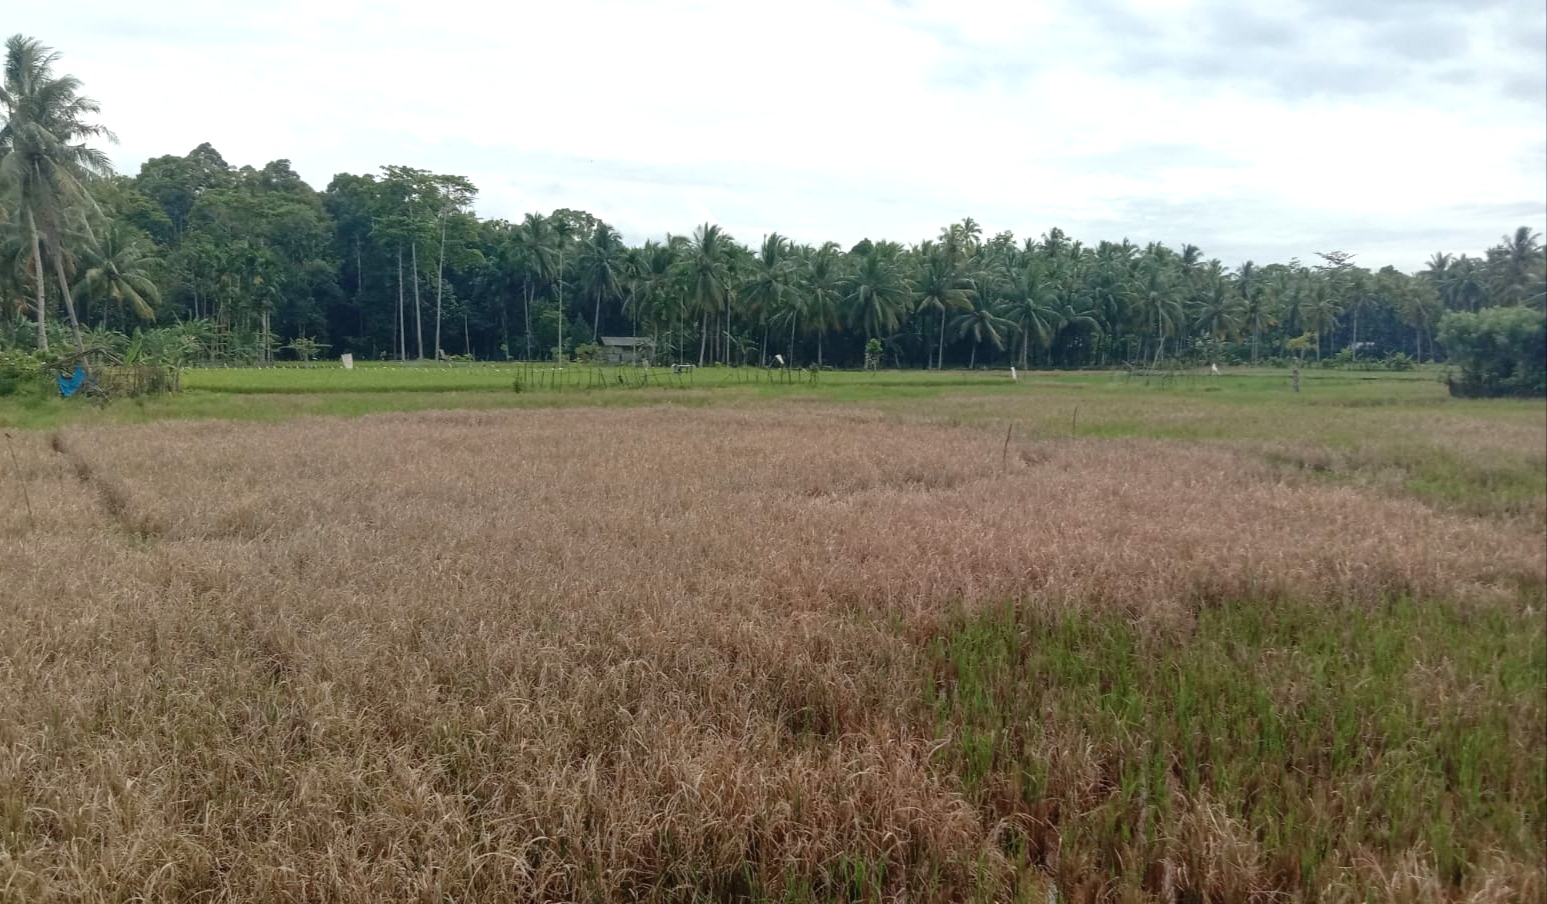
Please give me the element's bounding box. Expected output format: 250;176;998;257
741;233;797;365
1236;260;1274;363
680;223;736;366
1403;264;1443;360
1303;276;1342;361
380;165;438;358
1314;250;1358;357
577;221;625;343
997;258;1061;369
624;237;682;357
913;244;974;369
844;249;912;340
70;219;160;325
1131;256;1183;367
550;213;578;361
1192;261;1242;356
1487;226;1545;307
512;213;557;359
430;174;476;360
950;302;1013;368
799;241;844;367
0;34;114;353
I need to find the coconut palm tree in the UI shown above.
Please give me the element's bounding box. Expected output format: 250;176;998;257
1192;262;1242;353
1488;226;1545;306
680;222;736;366
1303;276;1342;361
0;35;115;353
1422;251;1453;305
510;212;556;359
71;221;160;326
1131;257;1184;367
549;215;579;362
1050;292;1103;367
623;238;676;347
912;245;974;368
950;302;1013;368
799;241;844;367
741;233;797;364
1086;245;1135;361
1448;255;1487;312
844;250;913;341
997;258;1061;368
1344;269;1377;359
1275;266;1309;340
938;218;981;272
1394;276;1442;361
577;223;624;341
1176;243;1204;294
1236;260;1274;363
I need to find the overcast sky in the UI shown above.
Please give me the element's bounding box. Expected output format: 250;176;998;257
14;0;1547;270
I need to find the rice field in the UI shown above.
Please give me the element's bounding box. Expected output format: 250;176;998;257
0;373;1541;901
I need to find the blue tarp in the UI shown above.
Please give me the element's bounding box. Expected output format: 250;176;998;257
57;365;87;398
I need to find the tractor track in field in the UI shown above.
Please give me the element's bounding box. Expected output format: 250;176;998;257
49;431;163;539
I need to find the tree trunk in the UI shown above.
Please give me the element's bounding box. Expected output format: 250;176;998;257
434;213;448;362
938;308;946;370
817;331;824;368
1351;307;1359;360
556;248;564;363
27;210;47;351
411;240;424;359
969;342;977;369
356;239;365;337
523;284;533;360
1251;329;1259;364
789;314;798;368
697;310;707;366
1021;329;1030;369
593;289;602;345
52;250;86;356
397;246;406;361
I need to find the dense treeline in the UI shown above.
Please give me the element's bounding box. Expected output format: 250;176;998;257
4;36;1545;375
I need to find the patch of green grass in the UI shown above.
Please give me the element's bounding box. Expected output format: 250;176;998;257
1262;440;1547;521
1401;447;1547;518
179;363;1028;396
4;366;1542;527
922;597;1547;898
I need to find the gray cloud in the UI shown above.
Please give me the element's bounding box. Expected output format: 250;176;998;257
74;12;277;45
13;0;1546;271
927;0;1544;107
1051;143;1251;178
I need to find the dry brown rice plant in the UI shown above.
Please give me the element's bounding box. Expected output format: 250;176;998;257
0;406;1540;902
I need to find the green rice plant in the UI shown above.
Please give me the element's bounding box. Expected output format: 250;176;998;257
923;596;1547;899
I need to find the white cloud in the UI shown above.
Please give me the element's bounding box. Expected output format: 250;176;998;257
10;0;1545;268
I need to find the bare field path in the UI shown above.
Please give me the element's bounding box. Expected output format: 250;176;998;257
1;398;1543;901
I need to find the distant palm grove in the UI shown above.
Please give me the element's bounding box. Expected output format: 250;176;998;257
3;35;1545;377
